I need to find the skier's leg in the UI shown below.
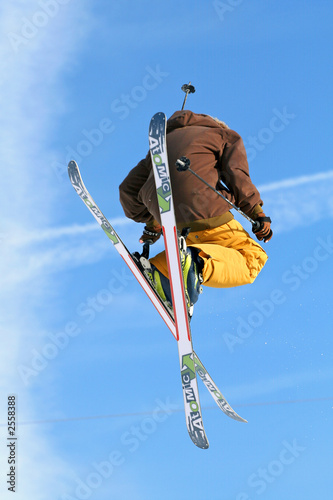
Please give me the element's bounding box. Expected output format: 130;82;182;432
151;219;267;289
186;220;268;287
149;246;204;307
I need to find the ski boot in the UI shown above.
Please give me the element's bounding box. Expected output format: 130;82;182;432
132;244;174;318
178;234;204;317
133;237;203;319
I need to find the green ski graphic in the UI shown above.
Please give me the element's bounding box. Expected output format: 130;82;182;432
156;186;171;213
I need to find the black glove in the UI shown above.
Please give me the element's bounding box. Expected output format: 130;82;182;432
252;213;273;243
139;221;162;244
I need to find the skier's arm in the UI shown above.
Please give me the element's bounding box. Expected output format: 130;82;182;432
219;133;272;242
219;133;263;217
119;154;155;224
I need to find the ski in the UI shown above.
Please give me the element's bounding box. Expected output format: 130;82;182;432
148;112;209;448
193;356;246;423
68;161;247;427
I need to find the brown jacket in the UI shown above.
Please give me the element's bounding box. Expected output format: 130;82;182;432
119;110;263;231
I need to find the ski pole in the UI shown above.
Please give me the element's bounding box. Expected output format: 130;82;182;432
176;156;261;231
181;82;195;110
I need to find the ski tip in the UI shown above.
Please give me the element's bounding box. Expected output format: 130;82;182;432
220;407;248;424
151;111;166;122
224;405;248;423
191;433;209;450
188;426;209;449
200;443;209;450
238;416;248;424
68;159;78;169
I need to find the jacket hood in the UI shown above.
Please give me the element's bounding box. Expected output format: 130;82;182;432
167;110;223;132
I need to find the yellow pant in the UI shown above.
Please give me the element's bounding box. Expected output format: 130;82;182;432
150;219;268;288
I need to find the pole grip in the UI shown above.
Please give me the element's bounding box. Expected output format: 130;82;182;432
252;220;261;232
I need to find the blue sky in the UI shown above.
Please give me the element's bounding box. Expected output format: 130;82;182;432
0;1;332;499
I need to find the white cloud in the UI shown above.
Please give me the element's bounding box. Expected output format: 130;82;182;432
0;1;92;498
262;171;333;234
258;169;333;193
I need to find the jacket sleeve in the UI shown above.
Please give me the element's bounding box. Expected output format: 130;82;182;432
219;132;263;217
119;153;155;224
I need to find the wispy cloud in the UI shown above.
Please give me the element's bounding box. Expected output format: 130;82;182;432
262;170;333;234
258;170;333;193
0;1;92;498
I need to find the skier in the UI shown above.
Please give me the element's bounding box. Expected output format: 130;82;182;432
119;110;272;311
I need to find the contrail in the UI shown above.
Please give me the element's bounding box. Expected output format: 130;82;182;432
258;170;333;193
